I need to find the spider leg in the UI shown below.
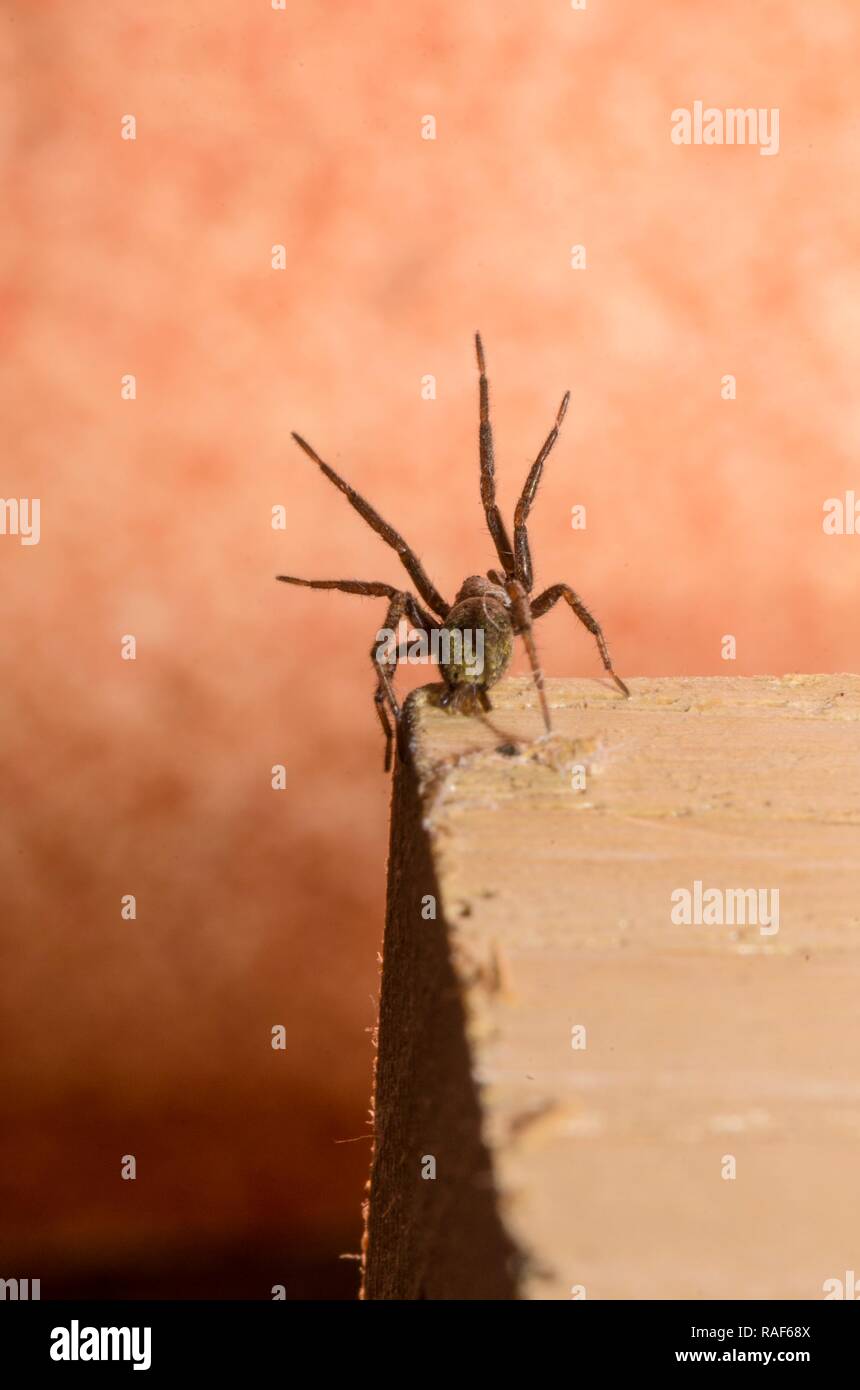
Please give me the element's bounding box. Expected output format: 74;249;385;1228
530;583;629;697
275;576;436;632
475;333;516;577
505;578;553;734
289;433;450;619
276;575;436;770
370;590;434;771
513;389;570;592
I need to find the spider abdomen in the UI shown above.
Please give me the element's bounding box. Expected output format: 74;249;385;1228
439;594;513;693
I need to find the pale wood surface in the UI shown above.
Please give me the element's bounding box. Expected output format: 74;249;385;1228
363;675;860;1300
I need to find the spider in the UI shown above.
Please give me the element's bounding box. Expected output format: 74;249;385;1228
277;334;629;770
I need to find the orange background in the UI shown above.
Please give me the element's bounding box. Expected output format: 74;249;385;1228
1;1;858;1296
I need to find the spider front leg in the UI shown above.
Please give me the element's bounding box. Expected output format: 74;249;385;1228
475;333;516;576
504;577;553;735
289;432;450;619
276;574;436;770
513;388;570;591
370;590;434;772
530;583;630;697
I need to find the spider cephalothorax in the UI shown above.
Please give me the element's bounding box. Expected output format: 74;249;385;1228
278;334;629;770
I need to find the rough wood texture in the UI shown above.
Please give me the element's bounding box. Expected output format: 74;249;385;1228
362;675;860;1300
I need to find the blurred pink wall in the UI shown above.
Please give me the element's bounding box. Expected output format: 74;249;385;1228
1;1;858;1294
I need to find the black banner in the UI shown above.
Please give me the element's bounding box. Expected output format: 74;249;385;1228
0;1299;855;1376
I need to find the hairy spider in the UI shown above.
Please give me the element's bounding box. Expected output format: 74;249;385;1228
278;333;629;770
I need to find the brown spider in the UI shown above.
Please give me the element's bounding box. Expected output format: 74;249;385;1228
278;334;629;770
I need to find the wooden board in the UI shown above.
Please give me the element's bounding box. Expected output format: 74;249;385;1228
362;675;860;1300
